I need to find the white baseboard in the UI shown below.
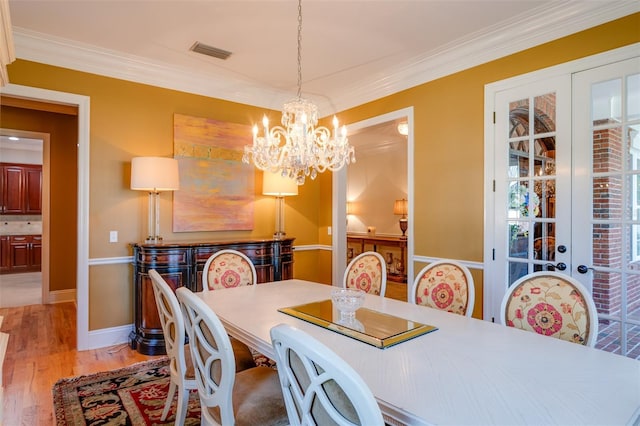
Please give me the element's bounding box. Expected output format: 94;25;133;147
48;289;76;304
86;324;132;350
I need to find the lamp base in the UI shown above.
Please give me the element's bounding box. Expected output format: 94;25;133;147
399;218;408;239
145;236;163;244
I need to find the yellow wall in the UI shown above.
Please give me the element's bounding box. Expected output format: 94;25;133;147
4;13;638;329
332;13;639;318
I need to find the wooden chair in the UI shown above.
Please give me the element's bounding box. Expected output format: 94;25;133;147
270;323;384;426
202;249;257;291
500;271;599;347
410;260;475;316
148;269;198;424
176;287;288;426
343;251;387;297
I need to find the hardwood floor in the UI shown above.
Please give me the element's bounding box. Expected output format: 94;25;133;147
0;302;160;425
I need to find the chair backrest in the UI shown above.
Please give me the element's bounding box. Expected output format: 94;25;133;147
149;269;189;382
202;249;257;291
176;286;238;425
500;271;599;347
270;323;385;426
410;260;475;316
343;251;387;297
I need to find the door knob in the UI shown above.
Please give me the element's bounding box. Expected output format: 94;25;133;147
545;262;567;271
577;264;594;274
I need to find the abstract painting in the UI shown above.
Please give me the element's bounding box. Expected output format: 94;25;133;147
173;113;254;232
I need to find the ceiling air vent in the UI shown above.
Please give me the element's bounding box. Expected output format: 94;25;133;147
190;42;232;60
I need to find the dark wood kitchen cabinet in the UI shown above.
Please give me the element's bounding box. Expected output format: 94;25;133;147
0;163;42;215
0;236;10;273
2;235;42;273
129;238;294;355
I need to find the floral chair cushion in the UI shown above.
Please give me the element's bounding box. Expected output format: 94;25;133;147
206;252;255;290
503;275;592;345
414;263;470;316
345;254;384;295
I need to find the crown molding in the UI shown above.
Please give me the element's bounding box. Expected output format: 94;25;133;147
330;1;640;113
12;27;292;111
11;2;639;116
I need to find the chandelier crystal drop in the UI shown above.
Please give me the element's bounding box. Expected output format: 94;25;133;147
242;0;355;185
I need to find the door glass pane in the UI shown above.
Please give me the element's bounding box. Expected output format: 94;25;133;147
626;173;639;220
509;99;529;137
509;141;529;178
597;318;623;356
593;176;622;220
626;324;640;358
593;125;623;173
627;73;640;121
509;261;528;283
534;93;556;133
628;124;640;172
509;221;528;258
592;223;623;269
593;270;622;316
592;78;622;124
533;222;555;261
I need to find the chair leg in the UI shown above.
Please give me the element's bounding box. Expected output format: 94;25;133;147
175;384;189;425
161;380;177;421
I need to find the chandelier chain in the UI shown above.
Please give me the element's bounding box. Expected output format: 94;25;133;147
242;0;355;185
296;0;303;100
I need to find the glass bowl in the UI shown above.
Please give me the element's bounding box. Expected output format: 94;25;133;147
331;288;365;319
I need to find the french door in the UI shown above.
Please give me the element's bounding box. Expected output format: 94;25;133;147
488;53;640;358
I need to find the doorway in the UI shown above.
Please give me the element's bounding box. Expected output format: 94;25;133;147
1;83;90;350
0;130;48;307
332;107;414;288
484;46;640;358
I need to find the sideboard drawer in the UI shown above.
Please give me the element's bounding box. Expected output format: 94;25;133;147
136;248;190;266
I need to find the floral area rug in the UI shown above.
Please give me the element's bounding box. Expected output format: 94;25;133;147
53;357;200;425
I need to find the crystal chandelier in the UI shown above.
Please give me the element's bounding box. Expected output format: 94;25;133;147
242;0;355;185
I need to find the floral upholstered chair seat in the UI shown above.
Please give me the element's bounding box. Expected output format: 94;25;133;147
203;249;257;291
411;260;475;316
500;272;598;346
343;252;387;297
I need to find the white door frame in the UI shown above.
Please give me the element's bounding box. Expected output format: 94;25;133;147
1;83;91;350
332;107;414;287
484;43;640;321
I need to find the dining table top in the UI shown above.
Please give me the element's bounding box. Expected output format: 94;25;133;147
196;279;640;426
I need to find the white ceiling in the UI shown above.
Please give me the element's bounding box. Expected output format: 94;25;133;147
6;1;639;116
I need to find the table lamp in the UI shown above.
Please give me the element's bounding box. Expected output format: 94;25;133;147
394;198;408;239
131;156;180;243
263;171;298;240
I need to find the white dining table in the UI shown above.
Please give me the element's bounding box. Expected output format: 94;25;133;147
197;279;640;426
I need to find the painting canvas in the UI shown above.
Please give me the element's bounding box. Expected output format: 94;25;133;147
173;113;254;232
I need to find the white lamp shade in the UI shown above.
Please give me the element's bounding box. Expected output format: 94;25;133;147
262;171;299;196
131;157;180;191
393;198;408;215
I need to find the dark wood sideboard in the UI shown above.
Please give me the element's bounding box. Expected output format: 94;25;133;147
129;238;295;355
